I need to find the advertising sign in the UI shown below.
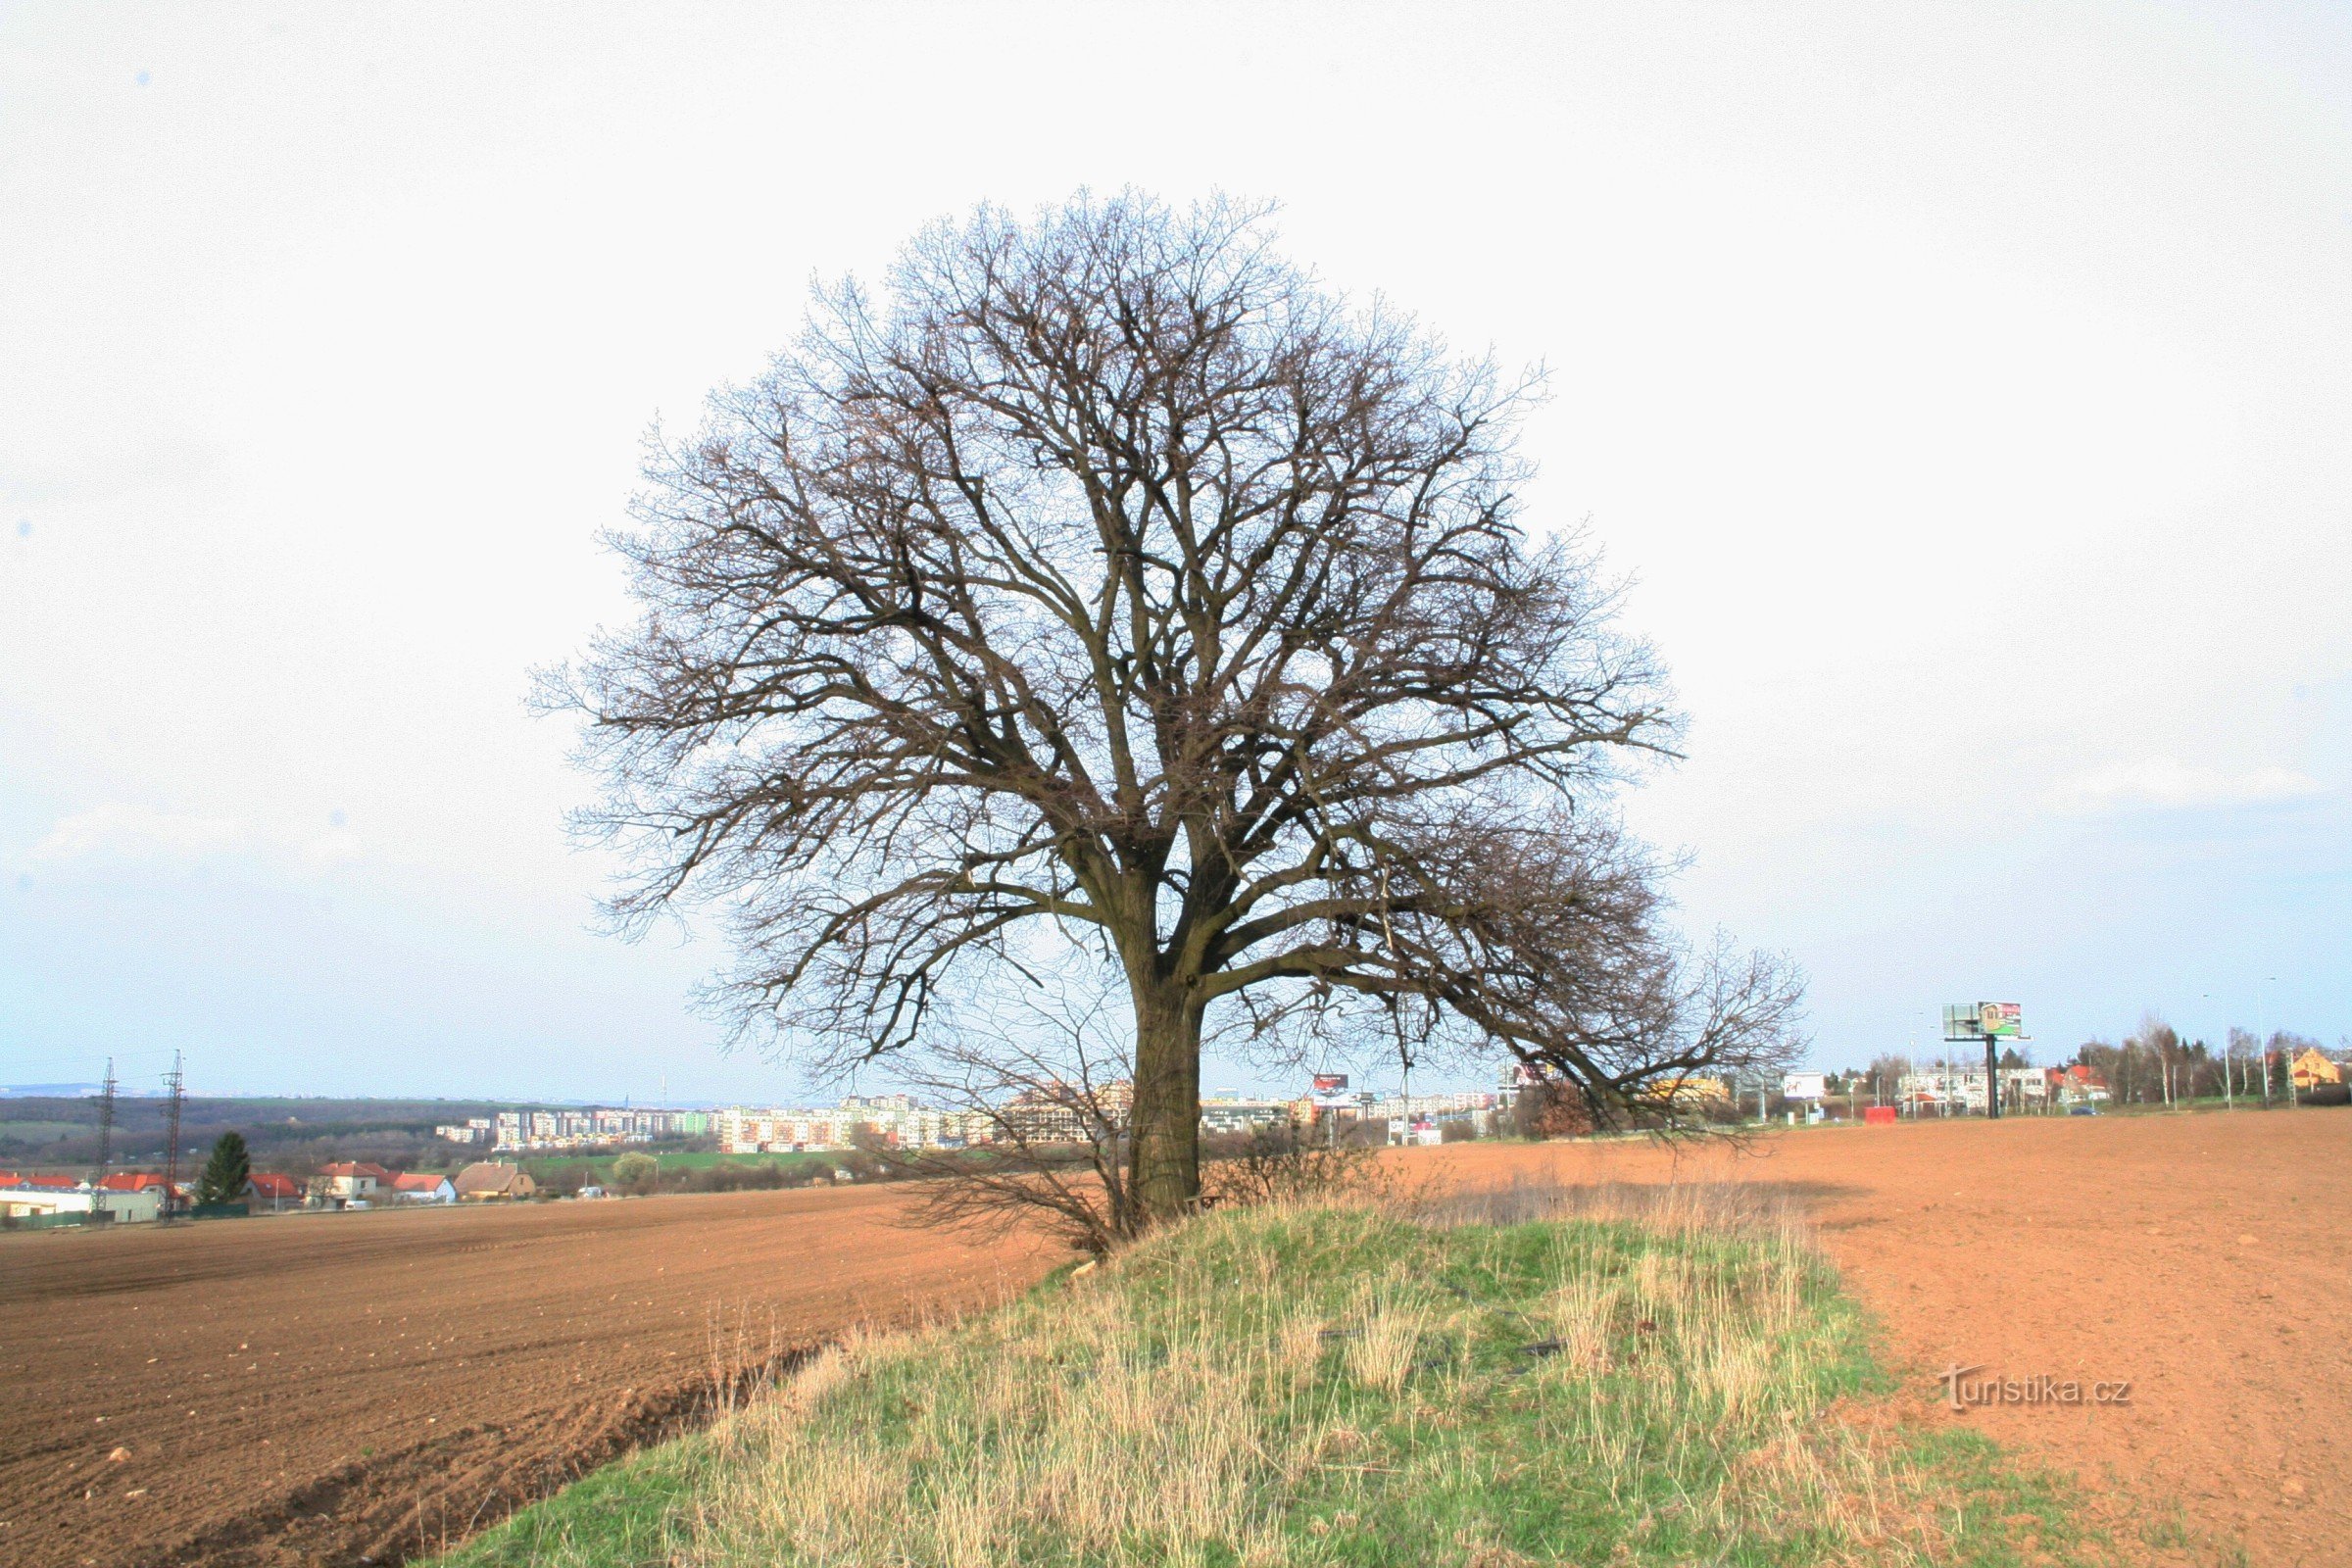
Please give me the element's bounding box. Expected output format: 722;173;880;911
1944;1003;2024;1041
1310;1072;1351;1107
1781;1071;1827;1102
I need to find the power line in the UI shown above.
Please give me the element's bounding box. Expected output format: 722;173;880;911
161;1053;186;1222
89;1059;117;1222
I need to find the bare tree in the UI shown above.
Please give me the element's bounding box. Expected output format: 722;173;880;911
1865;1052;1913;1108
554;192;1805;1229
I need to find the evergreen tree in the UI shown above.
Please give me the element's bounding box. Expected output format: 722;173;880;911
194;1131;251;1205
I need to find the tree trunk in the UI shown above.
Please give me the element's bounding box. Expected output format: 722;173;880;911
1128;977;1204;1226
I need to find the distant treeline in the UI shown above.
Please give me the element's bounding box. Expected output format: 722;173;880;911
0;1096;504;1172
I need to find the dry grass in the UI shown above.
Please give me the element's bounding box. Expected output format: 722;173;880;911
440;1176;2091;1568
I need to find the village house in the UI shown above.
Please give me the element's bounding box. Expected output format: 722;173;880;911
247;1172;302;1212
316;1161;393;1208
453;1161;536;1200
2290;1048;2342;1093
388;1172;457;1204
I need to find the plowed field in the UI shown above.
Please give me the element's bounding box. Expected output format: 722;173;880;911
1424;1110;2352;1568
0;1184;1060;1568
3;1110;2343;1568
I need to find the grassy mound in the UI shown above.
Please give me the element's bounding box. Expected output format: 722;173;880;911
439;1190;2089;1566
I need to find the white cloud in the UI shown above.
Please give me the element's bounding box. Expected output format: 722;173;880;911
27;804;246;862
23;803;363;872
2059;760;2326;811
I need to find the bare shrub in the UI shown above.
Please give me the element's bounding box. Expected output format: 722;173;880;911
1199;1122;1388;1210
1508;1077;1595;1140
869;972;1140;1256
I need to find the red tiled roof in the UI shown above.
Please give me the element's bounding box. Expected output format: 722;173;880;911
3;1171;84;1190
99;1172;175;1192
248;1173;299;1199
390;1173;448;1192
318;1161;393;1180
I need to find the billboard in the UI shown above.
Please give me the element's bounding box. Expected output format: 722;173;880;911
1781;1071;1827;1102
1310;1072;1351;1107
1943;1003;2023;1041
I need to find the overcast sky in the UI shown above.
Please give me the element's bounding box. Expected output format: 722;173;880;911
4;2;2347;1103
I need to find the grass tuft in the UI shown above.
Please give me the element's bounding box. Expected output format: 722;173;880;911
436;1187;2101;1567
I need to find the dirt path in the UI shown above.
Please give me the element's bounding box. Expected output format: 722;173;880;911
1426;1111;2352;1567
0;1184;1064;1568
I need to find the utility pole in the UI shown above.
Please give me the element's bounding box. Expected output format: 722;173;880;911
89;1059;118;1222
2271;978;2295;1109
161;1052;185;1221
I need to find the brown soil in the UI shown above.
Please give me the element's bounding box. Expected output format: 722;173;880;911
0;1184;1063;1568
4;1111;2341;1568
1422;1109;2352;1568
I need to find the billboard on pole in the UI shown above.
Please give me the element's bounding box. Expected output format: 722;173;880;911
1943;1003;2023;1041
1781;1072;1827;1102
1310;1073;1351;1107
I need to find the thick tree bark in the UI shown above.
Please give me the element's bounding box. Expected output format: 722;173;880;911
1128;976;1204;1223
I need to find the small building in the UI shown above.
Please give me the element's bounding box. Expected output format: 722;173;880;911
1897;1067;2054;1114
0;1173;87;1222
1200;1098;1298;1135
0;1179;164;1224
317;1161;393;1206
99;1171;183;1215
2047;1064;2111;1105
453;1161;537;1201
389;1172;457;1204
247;1172;302;1212
2290;1049;2342;1093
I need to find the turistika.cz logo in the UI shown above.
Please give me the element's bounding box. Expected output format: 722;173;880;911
1937;1364;2132;1411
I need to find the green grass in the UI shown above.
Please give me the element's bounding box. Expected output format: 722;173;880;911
511;1150;837;1182
433;1190;2102;1567
435;1429;718;1566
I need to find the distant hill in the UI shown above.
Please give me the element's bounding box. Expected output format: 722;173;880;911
0;1095;510;1171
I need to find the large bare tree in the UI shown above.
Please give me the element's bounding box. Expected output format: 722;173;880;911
554;193;1803;1228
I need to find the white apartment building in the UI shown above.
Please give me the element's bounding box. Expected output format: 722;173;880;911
718;1101;993;1153
1897;1067;2052;1113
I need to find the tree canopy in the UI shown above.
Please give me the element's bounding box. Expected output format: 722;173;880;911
557;192;1804;1226
194;1130;251;1206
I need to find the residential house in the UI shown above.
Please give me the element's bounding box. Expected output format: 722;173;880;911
247;1172;302;1212
2047;1064;2111;1105
388;1172;457;1204
453;1161;537;1200
2290;1049;2342;1093
317;1161;392;1208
